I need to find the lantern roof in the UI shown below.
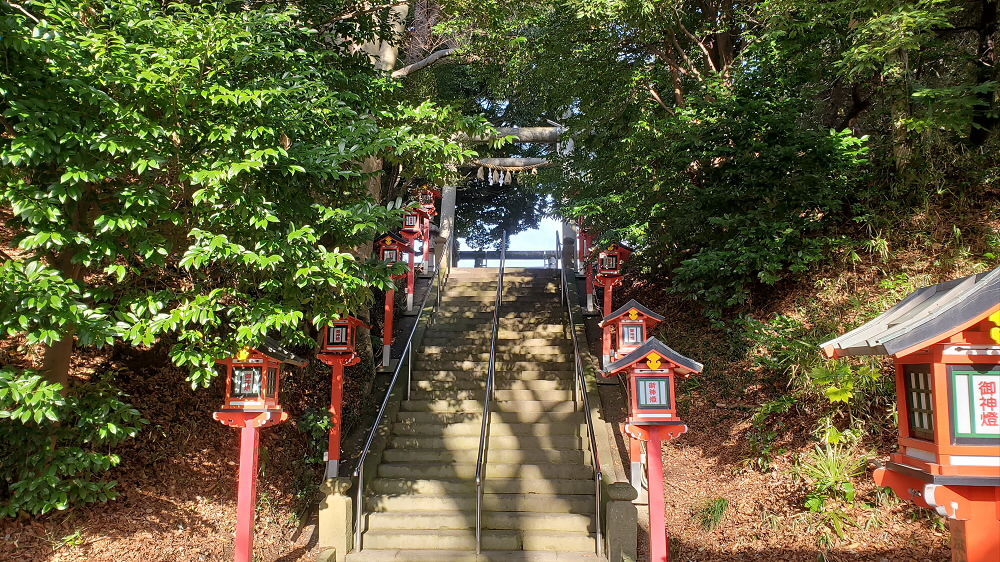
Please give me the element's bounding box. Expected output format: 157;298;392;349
604;337;703;376
257;337;309;368
603;242;634;254
332;315;369;330
376;232;412;250
821;266;1000;359
599;299;665;327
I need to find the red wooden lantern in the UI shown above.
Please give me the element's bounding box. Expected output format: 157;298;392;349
213;340;306;562
822;267;1000;562
376;232;410;272
599;299;665;367
416;186;440;275
401;210;423;236
375;232;412;367
604;337;702;562
576;218;598;311
318;316;368;478
594;242;633;314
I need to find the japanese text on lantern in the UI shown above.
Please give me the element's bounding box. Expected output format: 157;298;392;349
950;366;1000;440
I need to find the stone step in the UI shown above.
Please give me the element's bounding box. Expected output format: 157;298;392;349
411;379;574;392
386;434;584;451
370;478;595;496
427;325;564;335
414;360;570;371
364;510;595;533
434;311;564;320
420;344;573;356
399;400;577;414
390;420;580;437
417;352;573;363
377;463;593;481
411;371;574;382
347;550;600;561
381;447;588;464
358;529;595;553
406;389;575;401
364;493;596;514
395;410;583;425
443;288;560;297
422;337;565;347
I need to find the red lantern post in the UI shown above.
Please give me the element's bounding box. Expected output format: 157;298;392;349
376;233;411;366
822;268;1000;562
604;338;702;562
318;316;367;478
400;210;425;312
214;341;306;562
594;242;633;314
418;186;440;274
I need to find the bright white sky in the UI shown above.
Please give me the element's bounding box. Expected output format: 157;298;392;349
457;216;563;268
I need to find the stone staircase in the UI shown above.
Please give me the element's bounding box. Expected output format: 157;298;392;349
347;268;602;561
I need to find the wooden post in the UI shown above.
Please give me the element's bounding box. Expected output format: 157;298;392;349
325;358;346;479
422;217;434;273
383;288;394;367
235;426;260;562
646;432;668;562
603;282;614;317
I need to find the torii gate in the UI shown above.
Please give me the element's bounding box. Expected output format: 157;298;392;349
437;126;576;269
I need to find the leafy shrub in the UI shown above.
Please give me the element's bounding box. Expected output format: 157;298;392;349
0;369;146;517
795;444;868;513
807;360;884;404
741;315;825;378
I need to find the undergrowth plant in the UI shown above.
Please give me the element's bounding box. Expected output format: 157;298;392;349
695;497;729;531
0;370;147;517
795;444;869;513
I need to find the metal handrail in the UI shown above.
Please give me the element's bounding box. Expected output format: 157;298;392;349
474;232;506;554
352;237;451;552
558;236;605;559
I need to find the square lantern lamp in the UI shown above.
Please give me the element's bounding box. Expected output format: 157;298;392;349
213;339;307;428
598;243;633;278
603;338;703;428
599;299;666;367
319;315;367;363
376;232;411;278
821;267;1000;562
401;210;423;237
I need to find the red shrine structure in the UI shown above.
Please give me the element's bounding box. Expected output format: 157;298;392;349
416;185;440;274
604;338;702;562
214;340;307;562
822;266;1000;562
375;232;411;366
599;299;665;368
318;315;367;478
594;242;633;315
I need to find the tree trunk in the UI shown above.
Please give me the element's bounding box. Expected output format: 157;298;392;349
39;252;82;389
970;0;998;145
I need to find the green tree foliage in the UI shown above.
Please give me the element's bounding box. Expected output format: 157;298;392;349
434;0;997;312
1;0;488;387
0;0;490;515
0;369;146;516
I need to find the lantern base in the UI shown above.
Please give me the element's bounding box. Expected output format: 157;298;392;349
213;408;288;429
324;460;340;480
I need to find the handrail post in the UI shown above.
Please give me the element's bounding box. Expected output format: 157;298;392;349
475;232;506;555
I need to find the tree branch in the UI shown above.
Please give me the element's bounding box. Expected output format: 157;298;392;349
647;84;676;115
332;0;410;22
3;1;40;23
672;7;718;73
391;47;459;77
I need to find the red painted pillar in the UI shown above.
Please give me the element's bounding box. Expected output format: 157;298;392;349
234;426;260;562
383;288;395;366
646;434;669;562
602;325;613;367
603;281;614;316
327;359;345;477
